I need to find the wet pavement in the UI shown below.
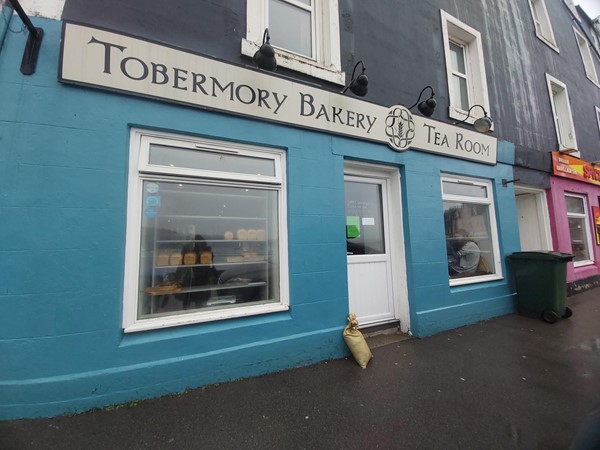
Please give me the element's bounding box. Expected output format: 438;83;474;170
1;289;599;450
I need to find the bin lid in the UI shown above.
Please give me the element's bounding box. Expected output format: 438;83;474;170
507;251;574;261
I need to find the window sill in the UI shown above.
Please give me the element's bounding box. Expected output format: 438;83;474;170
585;75;600;89
450;274;503;287
573;260;595;268
241;39;346;85
535;34;560;53
124;303;290;333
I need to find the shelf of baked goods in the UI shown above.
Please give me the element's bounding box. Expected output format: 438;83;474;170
144;280;266;296
153;249;267;267
156;215;267;222
155;227;267;243
153;259;267;270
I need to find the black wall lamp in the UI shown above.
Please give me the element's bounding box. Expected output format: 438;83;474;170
454;104;493;133
7;0;43;75
408;86;437;117
341;60;368;97
253;29;277;71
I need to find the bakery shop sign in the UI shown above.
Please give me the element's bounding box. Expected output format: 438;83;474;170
60;23;497;164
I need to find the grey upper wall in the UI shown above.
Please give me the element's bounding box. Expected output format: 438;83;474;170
62;0;600;166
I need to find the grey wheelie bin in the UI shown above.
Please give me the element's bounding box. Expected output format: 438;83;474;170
507;251;574;323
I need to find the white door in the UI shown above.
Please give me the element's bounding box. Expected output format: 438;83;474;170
515;187;552;251
345;164;408;329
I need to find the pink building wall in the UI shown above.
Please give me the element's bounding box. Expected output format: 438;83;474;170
547;176;600;283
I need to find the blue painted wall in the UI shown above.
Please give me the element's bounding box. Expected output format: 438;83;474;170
0;17;520;419
333;137;520;336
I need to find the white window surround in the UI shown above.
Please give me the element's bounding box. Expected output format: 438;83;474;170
528;0;560;53
596;106;600;137
122;129;289;333
573;27;600;87
441;175;503;287
545;74;578;154
242;0;345;85
563;0;581;22
440;10;491;126
565;193;595;267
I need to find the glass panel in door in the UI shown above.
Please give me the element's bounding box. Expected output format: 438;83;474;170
345;181;385;256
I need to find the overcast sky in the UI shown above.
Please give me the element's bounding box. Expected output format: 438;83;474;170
576;0;600;19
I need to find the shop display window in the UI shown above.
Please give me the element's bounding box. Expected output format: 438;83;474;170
442;175;502;285
123;130;288;332
565;194;594;266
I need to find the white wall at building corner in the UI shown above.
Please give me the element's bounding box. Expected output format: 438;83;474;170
5;0;64;20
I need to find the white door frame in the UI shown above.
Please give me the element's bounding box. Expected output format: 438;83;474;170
515;185;552;251
344;161;410;333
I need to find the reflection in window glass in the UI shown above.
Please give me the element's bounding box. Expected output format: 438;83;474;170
442;176;499;282
138;181;280;319
566;195;585;214
449;42;470;111
450;42;466;73
345;181;385;255
566;194;593;264
149;145;276;177
269;0;313;57
442;181;487;198
452;76;470;111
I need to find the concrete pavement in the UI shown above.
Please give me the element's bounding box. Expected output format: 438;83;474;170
1;288;599;449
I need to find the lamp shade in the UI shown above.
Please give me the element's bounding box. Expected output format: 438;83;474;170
341;60;368;97
349;73;369;97
474;115;493;133
417;97;437;117
408;86;436;117
453;104;493;133
253;42;277;71
253;29;277;71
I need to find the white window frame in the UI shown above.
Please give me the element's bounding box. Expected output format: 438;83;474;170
122;129;289;333
440;10;491;126
563;0;581;22
545;74;578;153
441;175;503;287
242;0;345;85
448;40;471;111
528;0;560;53
596;106;600;137
565;193;595;267
573;27;600;87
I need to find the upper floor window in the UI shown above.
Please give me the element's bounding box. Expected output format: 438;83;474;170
242;0;344;85
546;74;578;152
574;28;599;87
440;10;491;125
596;106;600;137
528;0;559;52
269;0;315;58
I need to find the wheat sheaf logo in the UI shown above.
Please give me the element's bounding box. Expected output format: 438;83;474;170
385;105;415;151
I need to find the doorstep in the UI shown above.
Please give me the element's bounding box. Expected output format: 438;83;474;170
361;321;412;349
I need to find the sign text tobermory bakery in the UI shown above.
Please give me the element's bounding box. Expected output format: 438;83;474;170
60;23;497;164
